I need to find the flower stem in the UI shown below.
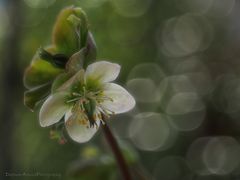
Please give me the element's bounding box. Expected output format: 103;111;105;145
102;124;132;180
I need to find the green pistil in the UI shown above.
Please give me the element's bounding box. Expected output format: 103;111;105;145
66;87;99;128
83;98;97;127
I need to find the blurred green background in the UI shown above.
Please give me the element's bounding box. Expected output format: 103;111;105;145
1;0;240;179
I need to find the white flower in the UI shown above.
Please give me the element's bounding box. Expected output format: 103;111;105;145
39;61;136;143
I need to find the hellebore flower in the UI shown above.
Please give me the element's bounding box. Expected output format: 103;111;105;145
39;61;135;143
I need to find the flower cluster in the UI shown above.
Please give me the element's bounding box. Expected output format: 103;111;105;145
23;6;135;143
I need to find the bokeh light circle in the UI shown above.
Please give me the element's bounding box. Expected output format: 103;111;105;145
166;92;205;115
203;137;240;175
187;136;240;175
164;75;195;93
170;57;214;96
176;0;235;17
127;78;160;103
129;112;177;151
158;14;213;58
187;137;217;175
169;111;205;131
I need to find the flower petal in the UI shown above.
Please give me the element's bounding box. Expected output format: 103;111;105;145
57;69;85;92
39;92;70;127
101;83;136;114
85;61;121;83
65;111;100;143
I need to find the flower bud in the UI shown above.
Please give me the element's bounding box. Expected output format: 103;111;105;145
52;6;89;56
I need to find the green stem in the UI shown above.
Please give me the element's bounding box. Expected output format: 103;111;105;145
102;124;132;180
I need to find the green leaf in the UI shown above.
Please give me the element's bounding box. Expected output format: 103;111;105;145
23;46;63;89
52;6;89;56
24;83;52;111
